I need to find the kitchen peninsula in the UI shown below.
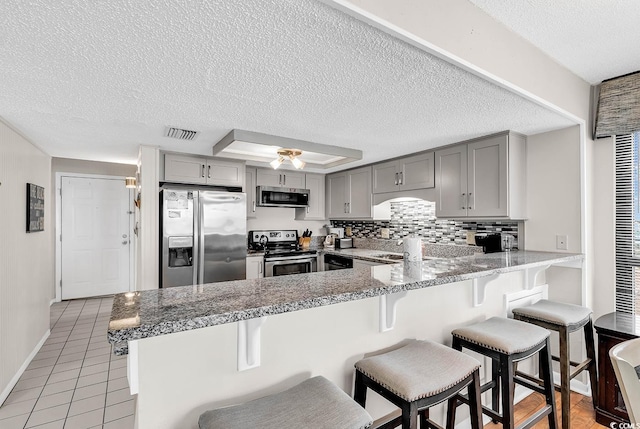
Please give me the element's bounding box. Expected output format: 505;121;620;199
108;250;582;429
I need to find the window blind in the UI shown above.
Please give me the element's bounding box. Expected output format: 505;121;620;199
615;132;640;313
596;71;640;138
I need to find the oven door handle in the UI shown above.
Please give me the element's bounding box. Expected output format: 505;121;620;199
265;256;316;263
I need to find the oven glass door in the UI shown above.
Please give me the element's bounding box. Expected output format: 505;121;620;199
265;258;317;277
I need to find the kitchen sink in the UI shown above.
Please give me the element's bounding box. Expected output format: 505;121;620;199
372;253;404;260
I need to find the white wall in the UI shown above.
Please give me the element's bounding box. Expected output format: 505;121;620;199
0;119;53;404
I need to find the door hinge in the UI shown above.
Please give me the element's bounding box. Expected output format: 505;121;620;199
59;235;62;241
60;280;62;287
59;188;62;196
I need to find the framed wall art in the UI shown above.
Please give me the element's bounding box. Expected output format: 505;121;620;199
26;183;45;232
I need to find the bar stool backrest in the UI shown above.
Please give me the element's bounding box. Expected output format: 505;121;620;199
610;337;640;424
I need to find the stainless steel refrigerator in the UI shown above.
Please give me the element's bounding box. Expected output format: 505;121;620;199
160;188;247;288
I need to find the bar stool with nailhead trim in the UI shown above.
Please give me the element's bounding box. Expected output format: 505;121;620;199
512;299;597;429
450;317;558;429
353;339;483;429
198;376;373;429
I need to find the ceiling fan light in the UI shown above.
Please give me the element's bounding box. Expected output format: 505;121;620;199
270;156;284;169
290;155;305;169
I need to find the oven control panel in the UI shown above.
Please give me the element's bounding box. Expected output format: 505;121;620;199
249;229;298;244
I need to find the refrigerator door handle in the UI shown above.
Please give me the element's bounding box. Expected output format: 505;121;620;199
196;193;205;285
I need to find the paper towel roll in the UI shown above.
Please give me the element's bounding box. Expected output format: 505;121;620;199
403;237;422;262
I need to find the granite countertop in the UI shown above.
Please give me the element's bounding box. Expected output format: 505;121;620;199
108;251;582;354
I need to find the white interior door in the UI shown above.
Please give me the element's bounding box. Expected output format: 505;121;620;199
61;177;131;300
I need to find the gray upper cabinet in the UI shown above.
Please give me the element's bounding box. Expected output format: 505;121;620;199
164;154;244;188
326;166;372;219
245;167;257;218
435;132;526;219
373;152;434;194
295;173;326;221
256;169;305;188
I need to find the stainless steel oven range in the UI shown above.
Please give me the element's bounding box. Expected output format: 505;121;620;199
248;229;317;277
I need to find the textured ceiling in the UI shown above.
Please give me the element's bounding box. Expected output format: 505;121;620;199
467;0;640;84
0;0;575;168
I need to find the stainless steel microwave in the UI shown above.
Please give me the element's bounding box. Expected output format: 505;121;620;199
257;186;309;208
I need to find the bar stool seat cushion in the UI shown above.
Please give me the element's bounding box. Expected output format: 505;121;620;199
198;376;373;429
452;317;549;355
512;299;592;327
354;340;480;402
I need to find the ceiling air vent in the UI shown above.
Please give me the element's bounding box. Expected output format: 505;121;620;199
164;127;199;141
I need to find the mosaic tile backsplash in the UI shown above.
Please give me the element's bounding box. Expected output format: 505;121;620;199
331;200;520;246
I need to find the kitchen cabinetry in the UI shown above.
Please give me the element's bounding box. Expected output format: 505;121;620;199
164;154;244;188
295;173;326;221
434;132;525;219
256;169;305;189
326;166;372;219
373;152;434;194
245;167;257;218
246;255;264;279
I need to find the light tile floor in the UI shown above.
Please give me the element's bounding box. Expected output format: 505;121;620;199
0;297;135;429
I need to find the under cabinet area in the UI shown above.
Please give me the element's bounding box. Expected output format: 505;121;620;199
326;166;372;219
373;152;434;194
434;131;526;219
256;169;305;188
246;255;264;279
163;153;245;188
295;173;326;220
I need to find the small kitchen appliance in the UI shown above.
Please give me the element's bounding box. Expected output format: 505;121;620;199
249;229;317;277
329;227;344;238
335;237;354;249
474;233;503;253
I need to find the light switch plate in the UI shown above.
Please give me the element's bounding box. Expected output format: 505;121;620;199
381;228;390;239
556;235;568;250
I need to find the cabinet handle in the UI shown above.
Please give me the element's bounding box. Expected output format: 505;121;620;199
207;165;211;179
394;173;398;185
259;263;262;274
283;174;286;186
399;172;403;185
461;193;466;210
306;206;310;214
201;164;205;178
468;192;473;210
347;202;351;213
279;174;282;185
344;202;347;213
252;201;256;212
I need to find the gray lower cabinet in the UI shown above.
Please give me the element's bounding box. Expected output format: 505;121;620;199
326;166;372;219
435;132;525;219
164;153;245;188
373;152;434;194
246;255;264;279
256;169;305;189
295;173;326;220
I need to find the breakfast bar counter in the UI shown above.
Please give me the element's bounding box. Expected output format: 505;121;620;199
108;251;582;350
109;250;583;429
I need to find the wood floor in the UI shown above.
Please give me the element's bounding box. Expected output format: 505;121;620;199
484;391;607;429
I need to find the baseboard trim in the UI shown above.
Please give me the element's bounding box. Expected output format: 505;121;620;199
0;329;51;406
49;298;57;306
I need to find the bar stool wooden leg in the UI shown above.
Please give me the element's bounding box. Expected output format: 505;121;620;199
584;319;598;407
559;326;571;429
492;359;501;422
402;402;418;429
468;371;484;429
540;337;559;429
500;355;515;429
354;371;367;408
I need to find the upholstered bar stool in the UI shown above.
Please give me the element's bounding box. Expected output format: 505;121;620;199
512;299;597;429
451;317;558;429
198;376;373;429
353;340;483;429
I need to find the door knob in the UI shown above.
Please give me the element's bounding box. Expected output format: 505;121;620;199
122;240;128;245
122;234;128;238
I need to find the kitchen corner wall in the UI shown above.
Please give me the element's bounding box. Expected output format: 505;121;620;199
0;119;53;404
331;200;520;246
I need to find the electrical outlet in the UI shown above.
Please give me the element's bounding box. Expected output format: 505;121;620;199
381;228;390;239
556;235;568;250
